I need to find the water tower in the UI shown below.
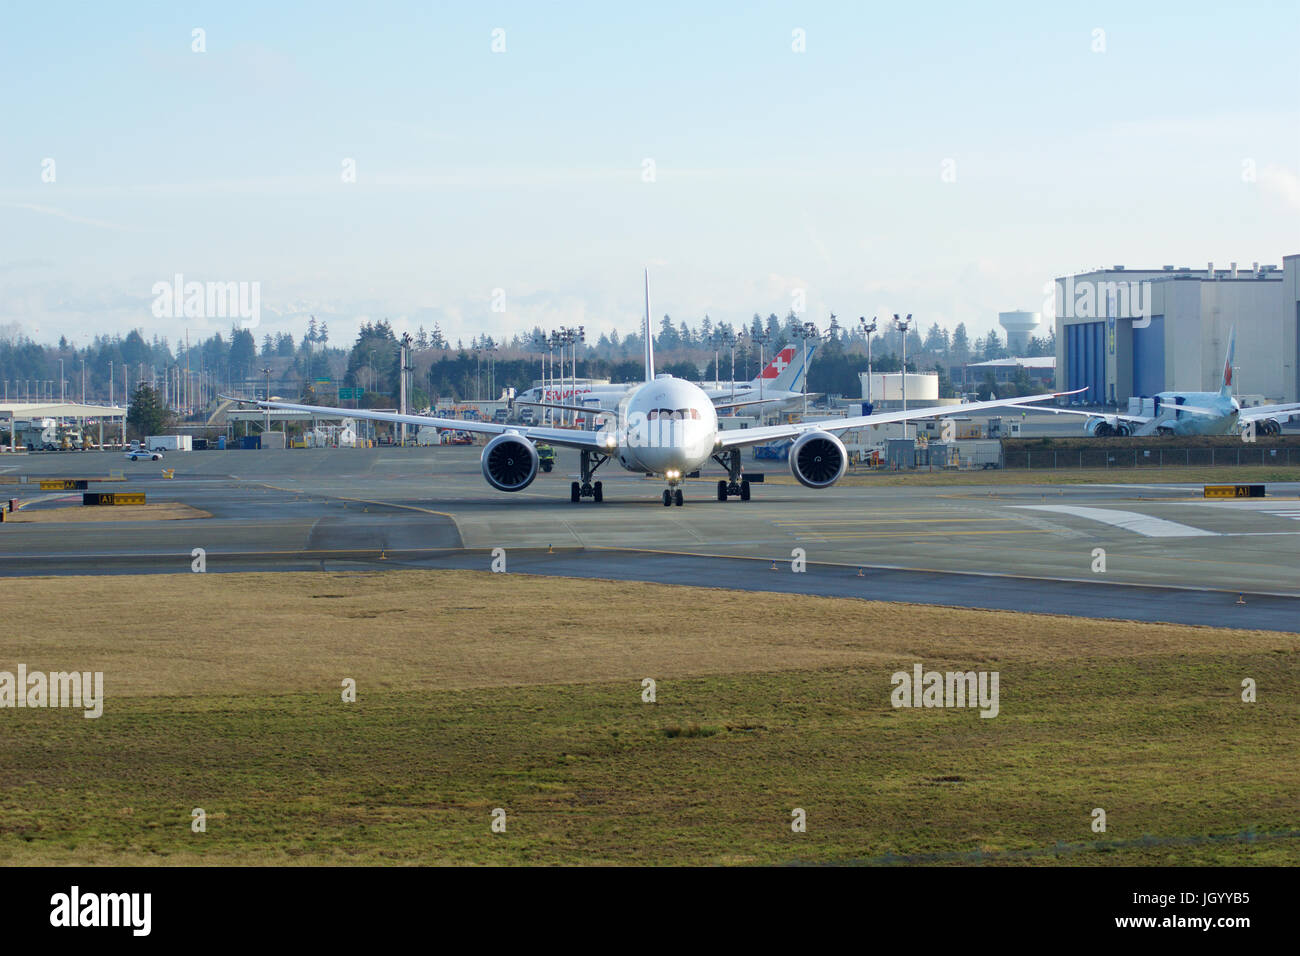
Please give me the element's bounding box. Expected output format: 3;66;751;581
998;310;1041;354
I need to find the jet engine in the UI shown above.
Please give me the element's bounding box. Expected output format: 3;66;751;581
481;434;539;492
1085;417;1129;437
789;431;847;488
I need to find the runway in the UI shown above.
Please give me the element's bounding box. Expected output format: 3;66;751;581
2;446;1297;631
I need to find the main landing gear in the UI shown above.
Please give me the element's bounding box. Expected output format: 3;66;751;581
712;448;754;501
570;450;608;503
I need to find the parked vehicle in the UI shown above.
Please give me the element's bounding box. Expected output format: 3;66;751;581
536;443;556;472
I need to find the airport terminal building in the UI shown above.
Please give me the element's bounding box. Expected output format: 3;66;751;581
1054;254;1299;406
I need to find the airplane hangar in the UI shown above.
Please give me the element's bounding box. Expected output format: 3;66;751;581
1054;253;1299;405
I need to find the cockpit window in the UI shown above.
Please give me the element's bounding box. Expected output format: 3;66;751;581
647;408;700;421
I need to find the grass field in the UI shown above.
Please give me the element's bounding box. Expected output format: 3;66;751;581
1;570;1296;865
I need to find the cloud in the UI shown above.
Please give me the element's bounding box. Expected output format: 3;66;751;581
4;202;133;231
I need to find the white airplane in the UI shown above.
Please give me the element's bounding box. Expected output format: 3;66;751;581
515;342;817;419
246;273;1082;506
1033;328;1300;437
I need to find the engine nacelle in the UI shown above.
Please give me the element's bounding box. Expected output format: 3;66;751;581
789;431;847;489
481;434;539;492
1084;417;1128;437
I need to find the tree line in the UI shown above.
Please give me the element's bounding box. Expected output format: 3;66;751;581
1;310;1054;413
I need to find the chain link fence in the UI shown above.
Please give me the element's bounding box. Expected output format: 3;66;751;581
1004;444;1299;469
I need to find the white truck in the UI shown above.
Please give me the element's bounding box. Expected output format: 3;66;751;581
146;435;193;452
16;418;83;451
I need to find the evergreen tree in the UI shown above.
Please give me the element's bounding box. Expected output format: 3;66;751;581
126;382;170;439
983;329;1003;360
951;323;971;364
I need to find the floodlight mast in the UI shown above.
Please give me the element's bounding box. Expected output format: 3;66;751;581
894;313;913;436
859;316;878;408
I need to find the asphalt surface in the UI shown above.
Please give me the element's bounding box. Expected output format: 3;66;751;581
1;446;1297;631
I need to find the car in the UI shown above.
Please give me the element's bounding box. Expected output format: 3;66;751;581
125;449;163;461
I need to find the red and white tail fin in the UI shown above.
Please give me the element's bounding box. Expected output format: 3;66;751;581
1219;327;1236;399
748;344;813;392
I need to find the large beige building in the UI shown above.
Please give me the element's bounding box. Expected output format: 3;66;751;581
1054;255;1299;405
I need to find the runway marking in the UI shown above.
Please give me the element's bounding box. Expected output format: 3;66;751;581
793;529;1055;539
773;517;1005;526
1012;505;1217;538
249;481;458;520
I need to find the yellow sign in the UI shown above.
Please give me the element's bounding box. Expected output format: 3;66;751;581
83;492;146;506
1204;484;1264;499
40;479;88;490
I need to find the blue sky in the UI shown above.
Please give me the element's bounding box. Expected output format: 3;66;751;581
1;0;1297;350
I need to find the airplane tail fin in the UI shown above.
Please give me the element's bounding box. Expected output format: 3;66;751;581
749;344;814;391
1219;327;1236;399
643;269;655;383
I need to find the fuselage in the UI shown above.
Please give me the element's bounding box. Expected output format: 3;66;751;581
606;375;719;478
1133;391;1238;436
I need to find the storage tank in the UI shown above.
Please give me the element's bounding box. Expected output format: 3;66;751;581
998;311;1041;354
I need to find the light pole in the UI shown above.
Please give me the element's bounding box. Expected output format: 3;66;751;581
894;313;913;436
719;327;736;402
753;331;770;407
547;331;560;423
711;332;721;390
399;333;412;444
859;316;877;409
262;366;272;437
797;321;822;417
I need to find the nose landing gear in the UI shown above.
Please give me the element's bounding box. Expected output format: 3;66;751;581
662;488;684;506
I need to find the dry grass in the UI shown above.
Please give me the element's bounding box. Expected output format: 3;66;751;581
1;570;1296;865
6;503;210;523
5;569;1295;699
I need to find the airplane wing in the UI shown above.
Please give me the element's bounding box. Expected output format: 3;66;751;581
1029;402;1234;422
1238;402;1300;423
711;397;781;411
1025;406;1153;425
716;389;1087;449
516;399;619;415
246;399;614;452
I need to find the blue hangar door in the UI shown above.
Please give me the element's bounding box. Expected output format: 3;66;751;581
1131;316;1165;396
1066;321;1105;404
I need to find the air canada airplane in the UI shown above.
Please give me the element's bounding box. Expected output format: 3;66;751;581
1033;328;1300;437
247;274;1082;506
